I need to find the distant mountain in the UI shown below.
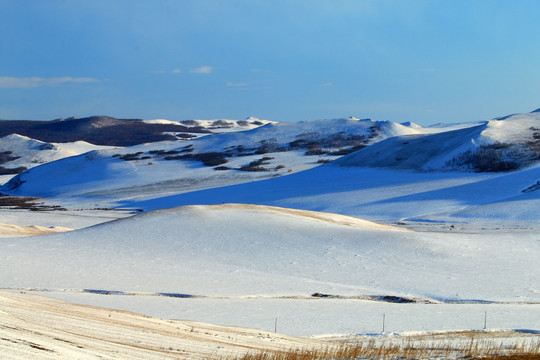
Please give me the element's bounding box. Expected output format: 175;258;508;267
144;116;275;134
0;116;211;146
0;116;278;146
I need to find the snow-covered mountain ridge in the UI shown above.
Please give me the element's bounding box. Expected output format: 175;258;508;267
0;115;272;146
0;116;442;200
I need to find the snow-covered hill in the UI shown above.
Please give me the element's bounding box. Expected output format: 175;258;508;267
2;112;539;225
0;204;537;303
335;111;540;172
144;116;275;135
1;117;442;205
0;134;114;185
116;161;540;226
0;115;274;146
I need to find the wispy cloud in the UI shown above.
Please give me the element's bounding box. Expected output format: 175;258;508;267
150;69;182;74
0;76;100;88
226;82;248;87
190;66;212;74
151;67;212;75
250;68;270;73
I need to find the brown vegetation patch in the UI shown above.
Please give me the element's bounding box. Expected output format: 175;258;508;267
0;194;66;211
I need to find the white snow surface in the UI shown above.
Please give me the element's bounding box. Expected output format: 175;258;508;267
1;111;539;341
114;163;540;226
0;204;538;303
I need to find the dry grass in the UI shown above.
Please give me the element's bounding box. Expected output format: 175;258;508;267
231;335;540;360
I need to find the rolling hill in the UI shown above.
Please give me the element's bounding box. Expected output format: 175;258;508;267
1;116;450;205
0;109;539;342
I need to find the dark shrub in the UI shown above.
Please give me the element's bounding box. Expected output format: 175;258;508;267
211;120;233;128
446;142;522;172
0;166;27;175
305;146;326;156
0;151;19;165
193;152;228;166
238;157;273;171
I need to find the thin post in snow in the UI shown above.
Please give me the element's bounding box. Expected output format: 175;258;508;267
274;317;277;333
382;314;385;333
483;311;487;330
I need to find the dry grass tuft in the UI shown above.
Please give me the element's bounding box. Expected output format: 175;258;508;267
231;336;540;360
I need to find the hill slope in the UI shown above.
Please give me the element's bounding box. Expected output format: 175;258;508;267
334;111;540;172
113;157;540;225
0;204;537;302
0;133;115;184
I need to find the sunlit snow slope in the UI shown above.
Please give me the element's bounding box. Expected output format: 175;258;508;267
0;204;538;302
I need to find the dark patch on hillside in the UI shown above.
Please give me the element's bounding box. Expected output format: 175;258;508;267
0;116;211;146
0;151;20;165
446;128;540;172
0;194;66;211
0;166;27;175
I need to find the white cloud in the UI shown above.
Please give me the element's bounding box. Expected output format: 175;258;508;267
0;76;100;88
190;66;212;74
226;82;248;87
150;69;183;74
250;68;270;73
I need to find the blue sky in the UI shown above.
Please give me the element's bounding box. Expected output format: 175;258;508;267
1;0;539;125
